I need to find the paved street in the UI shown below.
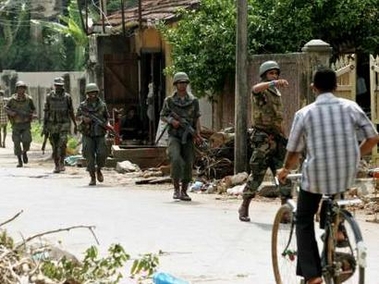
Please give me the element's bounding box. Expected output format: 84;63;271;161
1;138;379;283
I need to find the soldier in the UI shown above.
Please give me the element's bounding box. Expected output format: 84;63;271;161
42;77;77;173
5;81;36;167
160;72;202;201
0;89;9;147
238;61;292;222
76;83;109;186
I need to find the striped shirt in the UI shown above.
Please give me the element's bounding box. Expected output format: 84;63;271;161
0;97;9;126
287;92;378;194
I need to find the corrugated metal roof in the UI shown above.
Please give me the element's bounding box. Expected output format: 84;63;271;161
95;0;200;30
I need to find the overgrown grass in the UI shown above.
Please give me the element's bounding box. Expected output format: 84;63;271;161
31;121;44;143
29;122;80;151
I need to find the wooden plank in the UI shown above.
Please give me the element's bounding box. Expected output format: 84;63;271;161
112;145;167;158
135;178;157;184
147;176;172;184
112;145;168;169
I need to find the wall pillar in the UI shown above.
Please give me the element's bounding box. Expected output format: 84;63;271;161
301;39;333;103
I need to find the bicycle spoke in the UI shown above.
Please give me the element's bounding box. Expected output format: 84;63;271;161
272;204;302;284
322;211;365;284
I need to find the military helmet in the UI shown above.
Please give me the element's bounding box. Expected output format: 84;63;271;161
173;72;190;85
259;60;280;77
0;89;4;95
85;83;99;94
54;77;65;86
15;81;27;88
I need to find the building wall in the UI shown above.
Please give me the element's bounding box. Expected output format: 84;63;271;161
213;53;308;134
0;71;84;120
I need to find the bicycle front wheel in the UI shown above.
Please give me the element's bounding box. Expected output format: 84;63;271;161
324;209;365;284
272;204;301;284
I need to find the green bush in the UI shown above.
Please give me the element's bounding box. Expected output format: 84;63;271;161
31;122;44;143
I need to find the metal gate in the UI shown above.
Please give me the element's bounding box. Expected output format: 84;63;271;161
332;54;356;101
332;54;379;165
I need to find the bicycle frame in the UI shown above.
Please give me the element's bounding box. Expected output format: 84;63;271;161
320;196;366;284
272;173;366;284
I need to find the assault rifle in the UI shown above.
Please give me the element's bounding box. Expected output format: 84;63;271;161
155;123;168;145
170;112;197;144
5;106;37;121
276;133;288;147
41;131;49;154
81;107;120;138
253;127;288;146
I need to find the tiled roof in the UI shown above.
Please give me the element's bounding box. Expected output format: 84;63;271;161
94;0;200;30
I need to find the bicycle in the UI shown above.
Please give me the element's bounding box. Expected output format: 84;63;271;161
271;173;367;284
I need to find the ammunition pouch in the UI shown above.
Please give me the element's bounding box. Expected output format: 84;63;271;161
77;121;91;136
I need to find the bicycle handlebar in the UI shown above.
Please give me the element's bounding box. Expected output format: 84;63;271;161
286;173;302;179
274;173;301;186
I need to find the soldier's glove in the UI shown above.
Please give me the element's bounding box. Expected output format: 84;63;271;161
7;110;16;117
171;119;180;129
83;116;92;124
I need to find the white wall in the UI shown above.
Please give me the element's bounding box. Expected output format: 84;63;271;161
0;71;85;119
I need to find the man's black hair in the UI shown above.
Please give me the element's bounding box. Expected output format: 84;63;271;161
312;66;337;92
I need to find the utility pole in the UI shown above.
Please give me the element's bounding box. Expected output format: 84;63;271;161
100;0;107;33
234;0;248;173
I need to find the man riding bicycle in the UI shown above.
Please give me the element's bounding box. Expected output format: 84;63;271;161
277;66;379;284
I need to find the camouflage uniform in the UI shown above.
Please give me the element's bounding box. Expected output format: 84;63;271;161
77;88;109;185
160;72;201;201
243;87;292;199
238;60;292;222
43;78;77;173
5;88;36;167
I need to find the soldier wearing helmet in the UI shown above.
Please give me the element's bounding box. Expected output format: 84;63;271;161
238;60;292;222
42;76;78;173
172;72;190;85
160;72;202;201
15;81;27;88
76;83;109;186
5;80;36;167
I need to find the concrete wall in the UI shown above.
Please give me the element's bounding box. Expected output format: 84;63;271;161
0;71;85;120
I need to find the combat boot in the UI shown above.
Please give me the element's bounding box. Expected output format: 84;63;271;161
22;151;28;164
53;158;60;173
59;155;66;172
96;168;104;182
238;197;253;222
89;171;96;186
173;179;180;200
16;155;23;168
180;182;192;201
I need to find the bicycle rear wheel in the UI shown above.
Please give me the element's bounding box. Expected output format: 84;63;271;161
323;209;365;284
272;204;301;284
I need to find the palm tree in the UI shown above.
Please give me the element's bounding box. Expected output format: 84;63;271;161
0;1;29;69
31;1;88;70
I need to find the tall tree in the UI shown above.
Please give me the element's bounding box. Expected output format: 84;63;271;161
31;1;89;70
160;0;379;98
159;0;237;98
0;1;30;70
0;0;87;71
